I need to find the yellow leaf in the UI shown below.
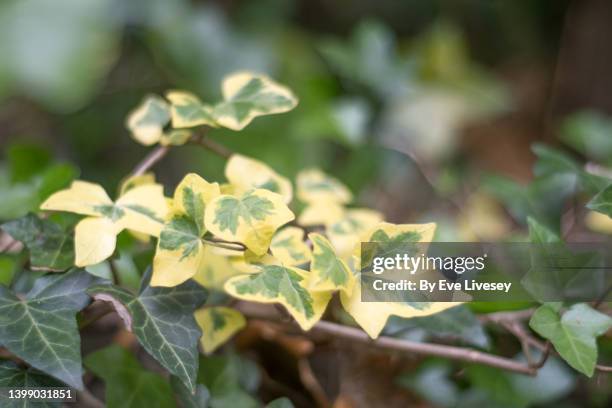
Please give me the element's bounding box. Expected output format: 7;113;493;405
214;72;298;131
118;173;157;242
193;246;245;290
340;283;459;339
41;180;169;267
41;180;113;217
125;95;171;146
225;154;293;203
166;91;216;129
195;307;246;354
585;211;612;234
74;217;118;267
296;169;352;204
118;173;156;196
340;221;457;339
308;233;353;294
327;209;384;260
224;264;330;330
270;227;312;266
298;202;345;227
115;184;169;236
172;173;221;233
151;232;206;287
457;193;511;241
204;189;295;256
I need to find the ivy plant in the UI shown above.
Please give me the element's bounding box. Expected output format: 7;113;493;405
1;71;612;406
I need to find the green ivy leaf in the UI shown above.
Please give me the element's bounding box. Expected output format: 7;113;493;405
198;354;260;408
84;345;176;408
1;213;75;271
0;269;100;389
87;272;208;391
170;376;210;408
529;303;612;376
587;184;612;218
0;361;65;408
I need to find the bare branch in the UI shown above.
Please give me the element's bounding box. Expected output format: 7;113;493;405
239;304;538;376
130;145;170;177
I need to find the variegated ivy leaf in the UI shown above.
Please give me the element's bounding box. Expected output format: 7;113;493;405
226;154;293;203
296;169;352;204
119;173;156;196
270;227;312;266
224;264;331;330
327;208;384;260
126;95;171;146
41;181;168;266
194;307;246;354
160;129;192;146
166;91;216;129
151;174;220;287
118;173;158;243
213;72;298;131
88;272;208;392
308;233;353;294
298;201;345;227
340;222;458;339
193;246;245;290
205;189;294;256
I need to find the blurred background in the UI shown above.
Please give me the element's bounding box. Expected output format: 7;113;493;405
1;0;612;406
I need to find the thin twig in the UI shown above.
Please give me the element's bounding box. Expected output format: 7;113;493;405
297;358;330;408
190;134;233;159
239;305;537;376
130;145;170;176
202;238;247;252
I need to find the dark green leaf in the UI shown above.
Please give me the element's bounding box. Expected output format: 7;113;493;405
84;345;176;408
87;273;207;391
170;376;210;408
0;269;100;388
2;213;75;271
198;354;259;408
0;360;64;408
266;397;295;408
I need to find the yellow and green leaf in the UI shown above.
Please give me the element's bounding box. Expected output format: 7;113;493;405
225;154;293;203
340;221;458;339
166;91;216;129
308;233;353;294
193;246;245;290
326;208;384;259
296;169;352;204
205;189;294;256
151;214;206;287
224;264;330;330
213;72;298;131
126;95;171;146
194;307;246;354
41;181;168;267
297;202;345;226
270;227;312;266
151;174;220;287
